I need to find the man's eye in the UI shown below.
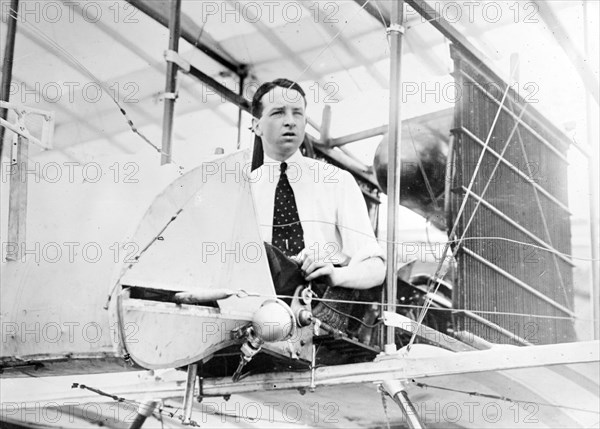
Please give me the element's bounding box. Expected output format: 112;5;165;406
271;111;283;116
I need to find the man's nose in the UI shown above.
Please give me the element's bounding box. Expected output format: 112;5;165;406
283;110;296;126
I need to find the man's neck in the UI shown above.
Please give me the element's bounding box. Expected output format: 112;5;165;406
263;149;302;164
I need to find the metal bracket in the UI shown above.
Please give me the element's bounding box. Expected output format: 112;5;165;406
164;49;191;73
386;23;405;35
162;92;179;100
0;101;54;149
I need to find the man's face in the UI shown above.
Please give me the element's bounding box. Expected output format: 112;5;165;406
253;86;306;161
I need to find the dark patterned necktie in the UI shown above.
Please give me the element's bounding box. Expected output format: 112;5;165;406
272;162;305;257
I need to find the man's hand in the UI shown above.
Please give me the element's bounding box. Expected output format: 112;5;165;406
292;249;385;290
291;250;337;284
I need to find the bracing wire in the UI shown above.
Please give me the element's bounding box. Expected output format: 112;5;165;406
411;380;600;415
6;7;184;169
12;1;592;348
405;59;522;351
293;0;374;84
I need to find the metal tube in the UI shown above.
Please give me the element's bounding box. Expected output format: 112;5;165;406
381;380;424;429
0;0;19;157
160;0;182;165
129;399;158;429
394;391;425;429
385;0;405;346
584;1;600;339
182;364;198;424
236;73;245;150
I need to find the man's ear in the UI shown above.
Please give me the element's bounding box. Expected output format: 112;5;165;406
252;118;262;136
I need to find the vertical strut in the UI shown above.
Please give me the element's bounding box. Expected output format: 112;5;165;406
0;0;19;156
182;364;198;424
160;0;182;165
382;380;425;429
385;0;405;347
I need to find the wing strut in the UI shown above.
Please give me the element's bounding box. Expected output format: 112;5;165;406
384;0;405;348
382;380;425;429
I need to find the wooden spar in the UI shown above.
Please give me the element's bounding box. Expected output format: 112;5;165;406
329;124;388;147
385;0;405;346
6;134;27;261
160;0;181;165
0;0;19;156
200;340;600;395
125;0;240;72
236;72;245;149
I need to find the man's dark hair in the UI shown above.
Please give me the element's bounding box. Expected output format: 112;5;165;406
251;78;306;171
251;78;306;119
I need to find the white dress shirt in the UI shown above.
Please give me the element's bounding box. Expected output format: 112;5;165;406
250;150;384;266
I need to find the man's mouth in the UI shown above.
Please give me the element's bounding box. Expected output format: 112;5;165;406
282;132;296;137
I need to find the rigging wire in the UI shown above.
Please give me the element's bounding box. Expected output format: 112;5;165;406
232;289;597;322
411;380;600;415
6;7;185;169
11;0;589;350
405;59;524;351
293;0;374;84
260;219;597;262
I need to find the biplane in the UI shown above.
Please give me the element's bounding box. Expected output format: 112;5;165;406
1;0;599;428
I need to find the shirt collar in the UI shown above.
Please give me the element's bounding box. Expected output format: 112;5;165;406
262;150;304;166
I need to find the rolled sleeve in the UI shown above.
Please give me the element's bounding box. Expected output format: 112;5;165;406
336;170;385;265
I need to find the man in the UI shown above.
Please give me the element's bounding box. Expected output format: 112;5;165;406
250;78;385;291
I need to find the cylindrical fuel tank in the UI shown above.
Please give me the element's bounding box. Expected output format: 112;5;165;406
373;109;453;230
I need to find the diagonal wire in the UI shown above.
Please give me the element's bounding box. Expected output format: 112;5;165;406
411;380;600;414
293;0;375;84
455;103;528;250
7;7;182;167
405;59;520;352
260;219;599;262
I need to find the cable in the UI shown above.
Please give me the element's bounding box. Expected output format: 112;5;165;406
234;291;598;323
411;380;600;415
317;299;382;328
8;8;185;169
407;62;520;351
265;219;599;262
293;0;374;84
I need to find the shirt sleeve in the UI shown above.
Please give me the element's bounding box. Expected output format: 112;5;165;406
336;170;385;265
